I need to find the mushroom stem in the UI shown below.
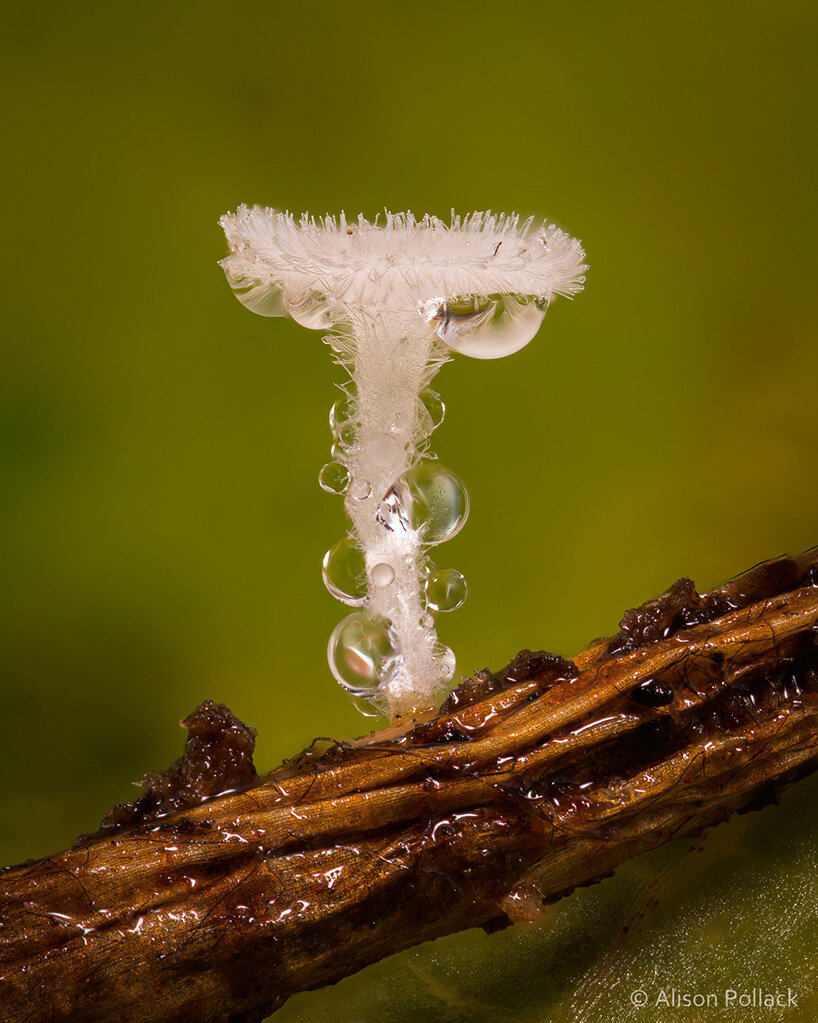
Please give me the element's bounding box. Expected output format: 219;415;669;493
327;308;458;716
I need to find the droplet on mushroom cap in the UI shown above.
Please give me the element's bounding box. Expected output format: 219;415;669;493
421;294;547;360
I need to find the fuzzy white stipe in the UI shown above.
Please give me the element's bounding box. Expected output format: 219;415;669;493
343;309;453;713
219;207;586;718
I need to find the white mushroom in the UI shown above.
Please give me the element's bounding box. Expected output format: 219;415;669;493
220;207;586;718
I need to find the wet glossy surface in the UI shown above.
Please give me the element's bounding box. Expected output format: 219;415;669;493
1;555;817;1023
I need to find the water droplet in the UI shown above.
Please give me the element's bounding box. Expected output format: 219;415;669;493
349;479;372;501
286;290;334;331
366;433;400;467
425;294;546;359
425;568;468;612
419;613;435;629
329;393;356;433
370;563;395;587
225;271;288;317
322;537;367;605
328;612;401;696
376;460;469;545
335;422;357;451
349;694;382;718
418;389;445;435
433;643;457;684
318;462;349;495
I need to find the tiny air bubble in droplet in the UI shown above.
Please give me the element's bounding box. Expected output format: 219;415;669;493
322;537;368;605
424;568;468;612
318;462;349;495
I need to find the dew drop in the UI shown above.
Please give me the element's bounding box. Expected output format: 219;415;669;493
225;272;288;318
329;393;356;433
335;422;357;451
376;460;469;545
370;562;395;587
366;433;401;467
418;388;445;435
425;568;468;612
349;694;382;718
349;479;372;501
419;613;435;629
433;643;457;684
318;462;349;495
286;290;334;331
322;537;367;606
425;294;546;359
328;612;401;696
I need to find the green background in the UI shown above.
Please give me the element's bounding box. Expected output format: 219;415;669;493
1;1;817;1019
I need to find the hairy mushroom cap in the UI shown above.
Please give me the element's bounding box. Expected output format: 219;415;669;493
220;206;586;314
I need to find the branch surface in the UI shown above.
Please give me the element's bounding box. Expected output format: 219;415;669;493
1;552;817;1022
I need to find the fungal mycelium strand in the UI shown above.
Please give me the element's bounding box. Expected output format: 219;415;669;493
219;207;586;717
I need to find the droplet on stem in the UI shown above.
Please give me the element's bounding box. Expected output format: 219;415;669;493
424;568;468;612
376;460;469;544
370;562;395;587
418;388;445;435
318;462;349;495
322;537;368;605
348;479;372;501
327;611;401;696
366;433;401;467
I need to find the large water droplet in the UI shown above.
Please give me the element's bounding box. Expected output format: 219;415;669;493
328;612;401;696
286;290;334;330
376;460;469;545
318;462;349;495
424;294;546;359
225;272;288;317
424;568;468;612
322;537;367;605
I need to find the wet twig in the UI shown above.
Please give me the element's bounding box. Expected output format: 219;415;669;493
1;552;817;1022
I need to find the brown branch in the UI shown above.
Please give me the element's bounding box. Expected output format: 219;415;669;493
1;552;818;1022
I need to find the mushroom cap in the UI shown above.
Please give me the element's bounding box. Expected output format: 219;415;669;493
220;206;586;313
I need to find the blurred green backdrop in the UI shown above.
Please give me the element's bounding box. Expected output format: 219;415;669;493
1;1;817;1020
